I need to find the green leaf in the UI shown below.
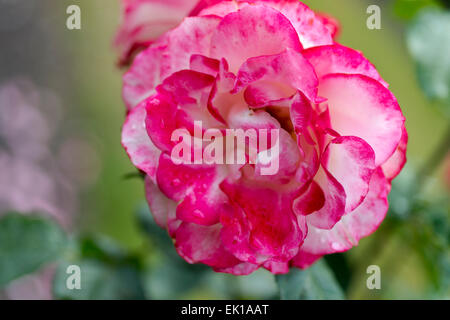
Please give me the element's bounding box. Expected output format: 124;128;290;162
393;0;441;20
136;204;174;248
52;235;145;300
136;203;210;299
276;260;345;300
407;9;450;109
53;259;145;300
143;256;208;299
0;213;67;287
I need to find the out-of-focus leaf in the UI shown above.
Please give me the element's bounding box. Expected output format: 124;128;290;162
324;253;352;291
393;0;440;20
387;167;418;221
53;259;145;300
407;9;450;109
0;213;67;287
136;204;174;251
136;203;209;299
143;256;208;299
52;235;145;300
276;260;344;300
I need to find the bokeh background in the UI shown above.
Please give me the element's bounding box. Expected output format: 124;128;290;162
0;0;448;300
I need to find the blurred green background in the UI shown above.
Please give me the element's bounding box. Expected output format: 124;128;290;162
0;0;448;299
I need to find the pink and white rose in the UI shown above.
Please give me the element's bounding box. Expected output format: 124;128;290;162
118;0;407;275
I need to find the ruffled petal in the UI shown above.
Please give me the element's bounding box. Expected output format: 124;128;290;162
382;126;408;182
189;54;220;76
160;15;222;75
263;260;290;274
175;222;256;273
199;0;335;49
303;44;389;87
115;0;199;65
290;92;312;134
122;102;161;181
318;74;405;166
298;168;389;256
156;153;230;226
123;45;164;110
190;0;228;16
291;251;322;269
303;166;346;230
322;136;376;213
233;49;318;106
293;180;325;216
254;129;301;183
316;13;340;39
144;176;180;236
252;0;333;48
210;4;302;73
157;70;215;106
145;93;179;153
220;174;307;264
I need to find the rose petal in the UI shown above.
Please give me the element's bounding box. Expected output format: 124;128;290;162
160;15;222;75
144;175;179;235
123;45;164;110
122;15;221;110
291;251;323;269
145;93;179;152
189;54;221;76
316;13;340;39
115;0;199;65
156;153;230;226
382;126;408;182
293;180;325;216
175;222;251;272
318;74;405;166
233;49;318;105
263;260;290;274
122;102;161;181
254;0;333;48
210;4;302;73
299;168;389;255
304;166;346;230
220;174;307;264
322;136;376;213
303;44;389;87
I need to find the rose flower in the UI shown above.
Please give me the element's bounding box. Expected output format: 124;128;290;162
118;0;407;275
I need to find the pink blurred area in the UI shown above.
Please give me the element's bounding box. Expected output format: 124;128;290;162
0;78;101;299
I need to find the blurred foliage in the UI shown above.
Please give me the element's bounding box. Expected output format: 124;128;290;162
0;213;67;287
393;0;442;20
384;165;450;298
276;260;345;300
53;235;145;300
407;8;450;111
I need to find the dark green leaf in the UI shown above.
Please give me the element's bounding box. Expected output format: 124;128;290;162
52;235;145;300
136;203;210;298
53;259;145;300
136;204;174;250
276;260;344;300
0;213;67;287
143;256;208;299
